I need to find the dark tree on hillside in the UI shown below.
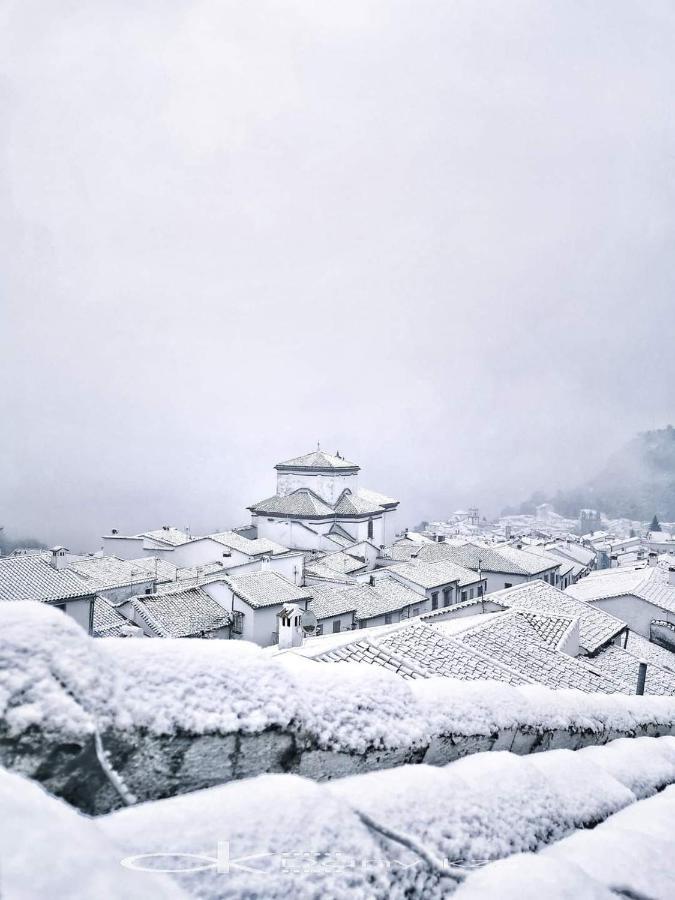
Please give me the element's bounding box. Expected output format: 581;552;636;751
650;515;662;532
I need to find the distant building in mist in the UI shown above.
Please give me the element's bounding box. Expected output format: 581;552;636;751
580;508;602;536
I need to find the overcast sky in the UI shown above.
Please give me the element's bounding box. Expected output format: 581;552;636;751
2;0;675;549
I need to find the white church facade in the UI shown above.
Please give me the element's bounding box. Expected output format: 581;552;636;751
248;449;399;551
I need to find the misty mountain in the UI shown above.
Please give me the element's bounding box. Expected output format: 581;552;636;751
0;530;46;556
511;426;675;522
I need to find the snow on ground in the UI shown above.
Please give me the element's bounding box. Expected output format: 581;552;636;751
0;768;185;900
5;737;675;899
4;602;675;754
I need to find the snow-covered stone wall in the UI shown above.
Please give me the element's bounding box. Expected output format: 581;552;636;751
4;603;675;814
4;737;675;899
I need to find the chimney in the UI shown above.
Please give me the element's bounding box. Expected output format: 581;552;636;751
648;552;658;567
669;567;675;586
277;603;304;650
49;546;69;571
260;555;271;571
636;660;648;695
610;554;618;568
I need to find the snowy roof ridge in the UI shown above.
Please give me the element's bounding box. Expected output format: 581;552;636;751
275;450;359;471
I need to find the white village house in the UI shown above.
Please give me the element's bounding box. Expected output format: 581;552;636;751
566;564;675;649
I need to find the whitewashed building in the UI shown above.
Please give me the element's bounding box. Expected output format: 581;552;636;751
102;525;305;583
248;450;399;551
566;565;675;642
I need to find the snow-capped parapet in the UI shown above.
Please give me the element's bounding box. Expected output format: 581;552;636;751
3;602;675;813
0;602;120;738
4;603;675;747
3;737;675;899
0;767;185;900
455;779;675;900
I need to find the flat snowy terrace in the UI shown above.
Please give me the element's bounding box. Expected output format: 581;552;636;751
2;737;675;899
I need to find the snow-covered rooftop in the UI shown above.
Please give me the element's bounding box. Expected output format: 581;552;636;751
208;530;290;557
566;565;675;612
274;449;359;471
129;587;232;638
0;554;97;603
490;580;626;653
226;570;312;609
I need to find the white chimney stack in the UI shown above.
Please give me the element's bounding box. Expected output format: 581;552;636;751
49;546;69;571
277;603;304;650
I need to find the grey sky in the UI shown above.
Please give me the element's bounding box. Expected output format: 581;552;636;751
1;0;675;548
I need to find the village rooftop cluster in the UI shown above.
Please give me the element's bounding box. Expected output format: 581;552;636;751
3;448;675;697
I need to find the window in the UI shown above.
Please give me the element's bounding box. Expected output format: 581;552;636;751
478;585;483;597
431;592;439;610
384;613;392;625
231;611;244;635
332;619;341;633
443;589;451;607
315;623;324;636
359;620;367;629
469;588;474;600
461;590;468;602
504;582;512;589
368;519;374;539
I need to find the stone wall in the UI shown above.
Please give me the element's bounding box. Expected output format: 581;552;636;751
4;717;675;815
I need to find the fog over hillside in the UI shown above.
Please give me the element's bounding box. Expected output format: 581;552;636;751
511;426;675;523
2;1;675;548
